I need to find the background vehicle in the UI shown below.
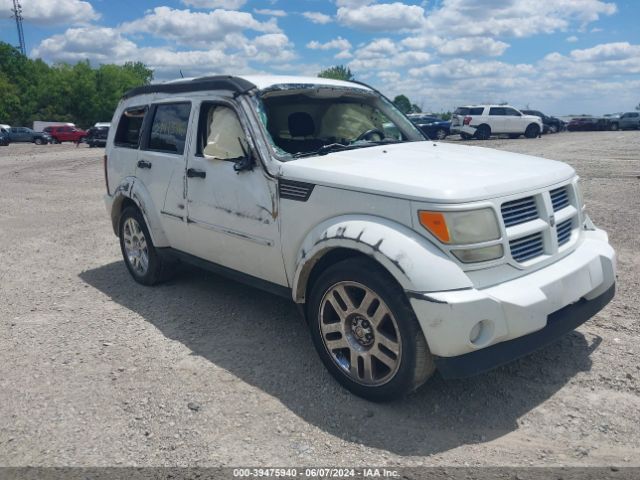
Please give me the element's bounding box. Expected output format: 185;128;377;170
566;117;610;131
33;121;75;132
451;105;542;140
85;125;110;148
407;114;451;140
44;125;88;143
5;127;51;144
521;110;564;134
617;112;640;130
0;128;9;146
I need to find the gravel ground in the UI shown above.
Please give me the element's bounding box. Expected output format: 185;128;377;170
0;132;639;467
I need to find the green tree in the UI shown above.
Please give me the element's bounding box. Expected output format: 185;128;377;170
393;94;412;114
411;103;422;113
318;65;354;81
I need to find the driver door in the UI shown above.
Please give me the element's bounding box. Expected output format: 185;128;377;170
182;101;287;287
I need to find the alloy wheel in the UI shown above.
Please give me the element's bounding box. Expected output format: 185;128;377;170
122;217;149;275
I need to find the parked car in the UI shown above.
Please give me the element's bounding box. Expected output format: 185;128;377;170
450;105;543;140
407;114;451;140
104;75;615;401
5;127;51;144
0;128;9;146
521;110;564;134
566;117;610;131
85;125;110;148
613;111;640;130
44;125;88;143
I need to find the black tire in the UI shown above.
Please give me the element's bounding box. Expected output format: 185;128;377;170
475;124;491;140
34;138;43;145
435;128;447;140
307;257;435;402
460;133;472;140
524;123;540;138
549;125;558;134
118;206;175;286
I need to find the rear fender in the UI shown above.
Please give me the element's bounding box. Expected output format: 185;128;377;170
109;177;169;247
292;215;472;303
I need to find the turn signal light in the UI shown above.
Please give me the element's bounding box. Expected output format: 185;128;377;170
418;211;450;243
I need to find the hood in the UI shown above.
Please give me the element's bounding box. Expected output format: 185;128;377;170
279;141;575;204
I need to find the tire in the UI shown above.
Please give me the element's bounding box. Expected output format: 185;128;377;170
435;128;447;140
549;125;558;134
34;138;43;145
307;257;435;401
475;124;491;140
524;123;540;139
460;133;472;140
118;206;175;286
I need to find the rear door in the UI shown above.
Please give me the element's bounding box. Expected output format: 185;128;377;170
136;101;193;248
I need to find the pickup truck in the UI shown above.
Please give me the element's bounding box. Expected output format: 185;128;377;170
4;127;51;144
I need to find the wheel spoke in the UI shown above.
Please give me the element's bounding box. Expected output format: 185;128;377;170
334;285;356;313
370;304;389;328
376;333;400;356
373;349;396;370
321;321;343;335
349;349;359;378
325;336;348;351
358;291;377;315
361;354;374;382
326;295;348;320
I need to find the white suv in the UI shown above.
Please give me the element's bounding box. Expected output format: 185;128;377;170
103;75;615;401
451;105;543;140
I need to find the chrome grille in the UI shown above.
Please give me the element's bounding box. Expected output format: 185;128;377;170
557;219;573;246
509;232;544;263
550;186;570;211
501;196;538;227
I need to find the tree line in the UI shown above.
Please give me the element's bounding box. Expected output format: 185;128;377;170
0;42;153;128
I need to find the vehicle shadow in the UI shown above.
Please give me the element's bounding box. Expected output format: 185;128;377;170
79;261;600;456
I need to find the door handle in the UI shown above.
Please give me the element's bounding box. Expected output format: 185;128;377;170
137;160;152;169
187;168;206;179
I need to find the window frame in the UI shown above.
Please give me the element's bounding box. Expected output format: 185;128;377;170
114;105;149;149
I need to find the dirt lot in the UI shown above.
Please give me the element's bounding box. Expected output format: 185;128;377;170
0;132;639;467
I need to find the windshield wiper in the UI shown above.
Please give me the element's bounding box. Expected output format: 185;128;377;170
291;139;404;158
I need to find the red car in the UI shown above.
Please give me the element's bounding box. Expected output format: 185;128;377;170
44;125;88;143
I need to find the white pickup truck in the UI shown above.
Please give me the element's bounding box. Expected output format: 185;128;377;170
103;75;615;401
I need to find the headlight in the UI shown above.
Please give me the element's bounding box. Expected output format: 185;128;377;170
418;208;501;244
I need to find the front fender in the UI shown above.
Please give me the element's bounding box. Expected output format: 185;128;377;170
292;215;472;303
109;177;170;247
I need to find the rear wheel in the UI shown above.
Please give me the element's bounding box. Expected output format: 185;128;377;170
435;128;447;140
118;206;175;285
525;123;540;138
308;257;435;401
475;124;491;140
34;138;43;145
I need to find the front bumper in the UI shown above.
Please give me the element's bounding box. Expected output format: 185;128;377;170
409;229;616;378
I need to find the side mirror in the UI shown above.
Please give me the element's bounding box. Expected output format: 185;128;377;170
233;137;255;173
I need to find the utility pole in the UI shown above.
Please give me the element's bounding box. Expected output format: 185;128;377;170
11;0;26;56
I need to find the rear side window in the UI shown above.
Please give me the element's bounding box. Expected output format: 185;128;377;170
115;107;147;148
489;107;506;116
148;103;191;155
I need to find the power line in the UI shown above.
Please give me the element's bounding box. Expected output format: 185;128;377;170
11;0;26;56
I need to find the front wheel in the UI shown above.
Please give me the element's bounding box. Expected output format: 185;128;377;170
308;257;435;401
118;206;175;285
525;124;540;138
34;138;43;145
435;128;447;140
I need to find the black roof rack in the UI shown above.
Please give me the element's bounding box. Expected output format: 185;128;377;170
122;75;257;100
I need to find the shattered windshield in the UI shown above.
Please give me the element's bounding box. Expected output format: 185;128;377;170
252;86;425;159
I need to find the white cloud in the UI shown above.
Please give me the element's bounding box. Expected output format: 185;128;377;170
120;7;280;48
307;37;352;51
254;9;287;17
566;36;579;43
437;37;510;57
302;12;333;24
337;2;426;32
181;0;247;9
335;50;353;59
0;0;99;25
335;0;374;6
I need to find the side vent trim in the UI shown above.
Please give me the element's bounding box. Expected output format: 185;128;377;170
279;179;315;202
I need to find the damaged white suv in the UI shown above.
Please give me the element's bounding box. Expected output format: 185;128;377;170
104;75;615;401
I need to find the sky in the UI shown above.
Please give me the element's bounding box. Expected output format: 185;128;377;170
1;0;639;115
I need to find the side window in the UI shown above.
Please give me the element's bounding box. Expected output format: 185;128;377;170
198;104;246;160
148;103;191;155
115;106;147;149
631;113;639;118
489;107;505;116
469;107;485;115
504;108;520;116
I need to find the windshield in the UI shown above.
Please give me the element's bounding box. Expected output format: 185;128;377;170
252;86;425;159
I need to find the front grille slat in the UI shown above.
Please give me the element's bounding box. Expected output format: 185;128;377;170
550;187;570;211
509;231;544;263
557;219;573;246
501;196;538;227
